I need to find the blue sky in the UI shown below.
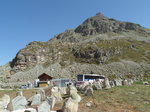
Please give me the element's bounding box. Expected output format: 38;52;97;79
0;0;150;66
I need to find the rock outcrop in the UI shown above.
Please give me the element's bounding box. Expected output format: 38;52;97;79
75;13;142;36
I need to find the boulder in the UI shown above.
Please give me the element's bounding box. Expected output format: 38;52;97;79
70;93;81;103
62;98;78;112
9;91;28;111
46;96;56;110
11;95;28;111
76;81;89;92
128;79;134;85
122;80;129;85
0;94;10;109
92;81;102;90
37;89;45;101
68;85;78;95
114;79;122;86
104;78;111;89
76;84;86;92
60;87;67;95
51;86;62;101
30;93;42;106
109;81;115;87
37;101;51;112
16;91;23;96
85;101;93;107
84;86;93;96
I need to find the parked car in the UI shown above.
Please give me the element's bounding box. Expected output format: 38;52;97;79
20;85;28;89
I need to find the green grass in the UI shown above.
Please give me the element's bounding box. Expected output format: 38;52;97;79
72;39;150;64
96;39;132;49
113;85;150;112
0;89;36;99
105;40;150;63
80;84;150;112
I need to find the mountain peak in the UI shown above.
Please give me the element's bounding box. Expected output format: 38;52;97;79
0;13;149;84
75;13;142;36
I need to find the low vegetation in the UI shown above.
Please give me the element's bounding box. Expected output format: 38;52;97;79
71;39;150;64
79;84;150;112
0;89;36;99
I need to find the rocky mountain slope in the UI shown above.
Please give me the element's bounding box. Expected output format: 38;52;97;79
0;13;150;85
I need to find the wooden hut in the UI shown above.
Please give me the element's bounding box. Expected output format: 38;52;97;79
37;73;53;87
38;73;53;81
